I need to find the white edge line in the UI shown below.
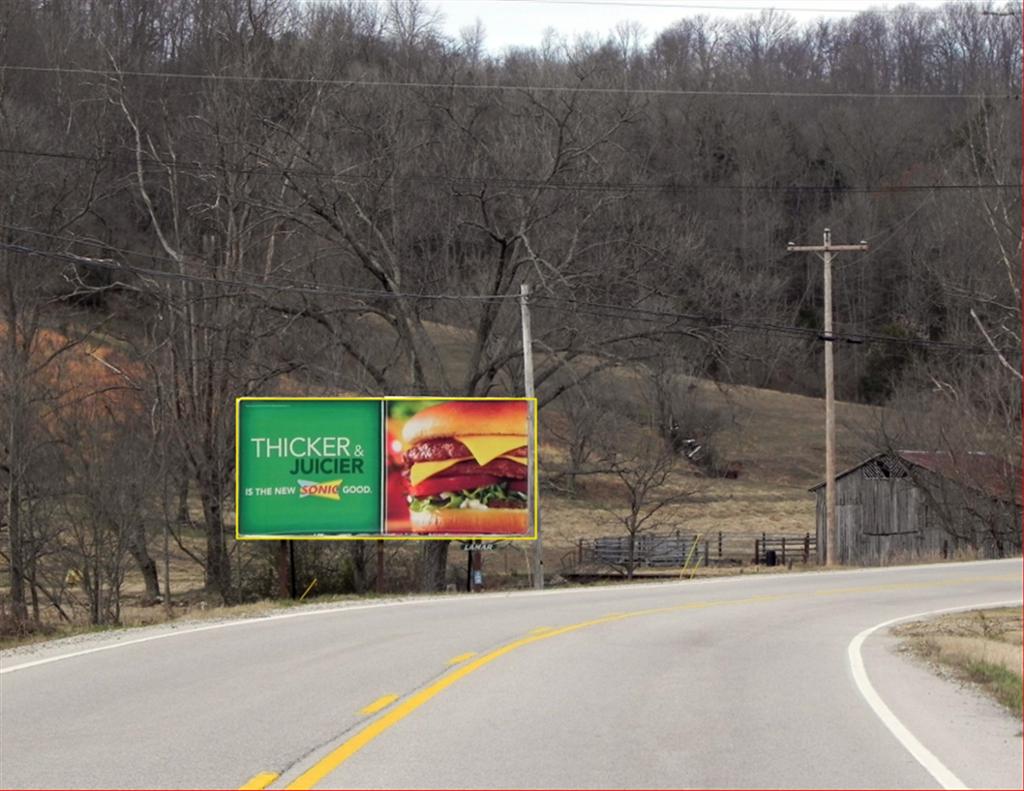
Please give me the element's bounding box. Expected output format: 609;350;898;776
2;557;1017;676
848;598;1023;791
0;599;434;675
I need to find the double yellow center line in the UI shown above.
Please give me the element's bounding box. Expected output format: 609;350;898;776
244;572;1018;789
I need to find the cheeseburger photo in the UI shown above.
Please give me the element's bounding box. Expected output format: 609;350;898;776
398;400;531;535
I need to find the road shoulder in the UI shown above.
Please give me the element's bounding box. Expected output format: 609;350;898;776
861;626;1022;790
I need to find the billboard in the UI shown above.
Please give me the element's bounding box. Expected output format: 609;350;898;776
235;397;537;540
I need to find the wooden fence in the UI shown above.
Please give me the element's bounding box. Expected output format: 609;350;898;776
753;533;816;565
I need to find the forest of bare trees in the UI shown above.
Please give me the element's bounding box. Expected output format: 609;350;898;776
1;0;1020;625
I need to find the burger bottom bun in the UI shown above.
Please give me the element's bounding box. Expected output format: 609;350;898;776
409;507;530;536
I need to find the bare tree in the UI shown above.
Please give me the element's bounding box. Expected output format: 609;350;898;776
599;435;701;579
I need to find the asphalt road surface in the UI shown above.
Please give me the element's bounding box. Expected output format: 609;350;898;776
2;559;1021;790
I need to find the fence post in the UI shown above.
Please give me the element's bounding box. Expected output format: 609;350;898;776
781;537;786;565
703;540;709;567
803;533;810;564
754;538;759;565
718;531;723;558
577;537;583;564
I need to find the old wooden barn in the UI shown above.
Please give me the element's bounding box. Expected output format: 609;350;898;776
811;451;1021;566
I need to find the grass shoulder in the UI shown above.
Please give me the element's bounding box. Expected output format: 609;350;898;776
892;607;1023;720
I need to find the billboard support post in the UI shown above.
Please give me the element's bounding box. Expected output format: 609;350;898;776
472;550;483;592
276;541;289;599
288;541;297;599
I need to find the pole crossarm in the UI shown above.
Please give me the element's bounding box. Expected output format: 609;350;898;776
786;244;869;252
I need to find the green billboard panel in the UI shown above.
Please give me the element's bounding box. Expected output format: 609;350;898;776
236;399;384;536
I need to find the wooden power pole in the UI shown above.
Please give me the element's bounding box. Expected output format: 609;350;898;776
520;283;542;589
787;229;868;566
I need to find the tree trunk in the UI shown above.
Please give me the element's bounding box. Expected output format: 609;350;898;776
199;485;232;603
275;541;290;598
126;526;160;605
5;477;29;623
349;543;368;594
28;560;40;621
419;541;450;592
176;474;190;527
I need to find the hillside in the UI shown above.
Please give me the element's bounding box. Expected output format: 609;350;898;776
1;314;882;641
411;318;882;551
20;318;881;558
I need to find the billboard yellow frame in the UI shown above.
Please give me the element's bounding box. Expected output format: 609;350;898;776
234;396;539;541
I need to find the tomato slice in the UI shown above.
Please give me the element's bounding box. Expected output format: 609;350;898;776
409;474;501;497
508;480;528;493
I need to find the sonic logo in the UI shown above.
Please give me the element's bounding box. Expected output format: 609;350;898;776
297;479;342;501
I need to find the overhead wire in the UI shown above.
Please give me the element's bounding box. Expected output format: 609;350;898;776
529;294;1003;352
0;146;1019;194
0;64;1015;100
1;223;393;297
2;237;1011;356
0;240;518;303
485;0;998;12
315;0;1001;11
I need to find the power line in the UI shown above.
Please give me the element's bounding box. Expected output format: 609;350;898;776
2;238;1013;356
487;0;995;13
1;146;1019;194
2;223;378;296
0;64;1015;100
315;0;1002;14
530;294;1011;354
0;241;517;303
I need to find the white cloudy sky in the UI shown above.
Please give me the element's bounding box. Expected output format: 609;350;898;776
420;0;974;53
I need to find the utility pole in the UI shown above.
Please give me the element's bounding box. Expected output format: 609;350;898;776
520;283;542;589
787;229;868;566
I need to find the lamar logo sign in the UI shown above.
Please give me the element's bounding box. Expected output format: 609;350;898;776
298;479;342;501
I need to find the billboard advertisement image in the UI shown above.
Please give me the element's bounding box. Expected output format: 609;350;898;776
236;397;536;540
389;399;530;536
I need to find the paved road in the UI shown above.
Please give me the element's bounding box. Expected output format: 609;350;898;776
2;559;1021;789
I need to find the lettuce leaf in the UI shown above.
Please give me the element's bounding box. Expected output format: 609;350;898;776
409;483;527;512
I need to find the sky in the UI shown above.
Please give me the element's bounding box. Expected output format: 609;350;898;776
422;0;977;54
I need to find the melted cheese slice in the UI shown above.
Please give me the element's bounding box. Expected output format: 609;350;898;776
456;435;528;466
409;452;528;486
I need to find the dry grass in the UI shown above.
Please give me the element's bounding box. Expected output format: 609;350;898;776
893;608;1023;718
710;382;880;487
541;478;813;545
916;635;1023;677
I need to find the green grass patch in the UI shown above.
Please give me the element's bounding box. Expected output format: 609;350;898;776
961;659;1023;719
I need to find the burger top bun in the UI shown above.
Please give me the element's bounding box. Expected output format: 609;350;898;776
402;400;528;445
